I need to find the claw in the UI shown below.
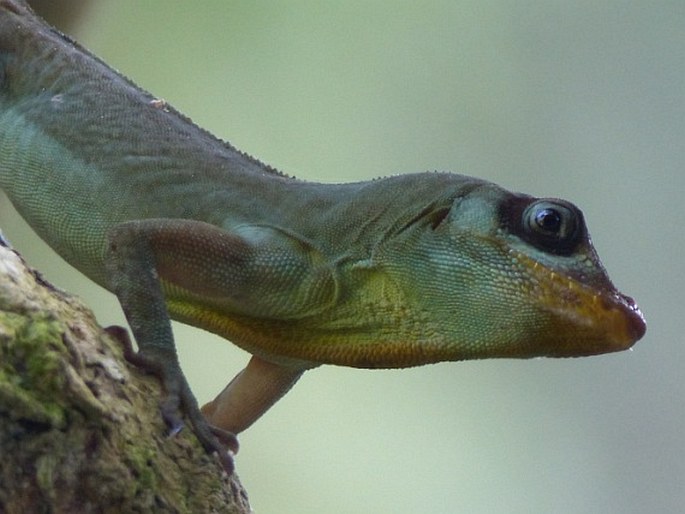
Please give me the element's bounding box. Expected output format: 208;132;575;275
104;325;238;473
158;391;186;437
210;424;240;454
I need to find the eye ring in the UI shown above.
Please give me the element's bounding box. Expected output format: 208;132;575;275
522;200;581;254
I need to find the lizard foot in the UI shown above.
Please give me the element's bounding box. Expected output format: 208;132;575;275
105;325;239;473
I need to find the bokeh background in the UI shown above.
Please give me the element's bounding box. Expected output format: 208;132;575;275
2;2;683;513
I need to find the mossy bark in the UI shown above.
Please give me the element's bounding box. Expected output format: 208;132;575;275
0;241;250;513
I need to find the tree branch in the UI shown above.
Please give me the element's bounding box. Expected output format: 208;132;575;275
0;239;250;510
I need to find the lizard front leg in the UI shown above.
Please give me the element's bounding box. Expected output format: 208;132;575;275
105;220;242;472
104;217;336;472
201;355;304;434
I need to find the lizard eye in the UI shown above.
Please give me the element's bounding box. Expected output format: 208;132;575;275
522;200;581;254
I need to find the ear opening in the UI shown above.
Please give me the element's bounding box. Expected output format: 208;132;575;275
429;207;451;230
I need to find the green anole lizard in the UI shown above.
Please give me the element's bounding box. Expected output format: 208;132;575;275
0;0;645;473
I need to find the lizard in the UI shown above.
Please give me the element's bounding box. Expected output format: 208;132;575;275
0;0;645;473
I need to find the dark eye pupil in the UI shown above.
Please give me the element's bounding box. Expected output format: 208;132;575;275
535;208;562;233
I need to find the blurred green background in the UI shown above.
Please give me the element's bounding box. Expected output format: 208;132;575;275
3;1;683;513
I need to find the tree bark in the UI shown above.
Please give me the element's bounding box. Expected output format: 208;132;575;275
0;239;250;512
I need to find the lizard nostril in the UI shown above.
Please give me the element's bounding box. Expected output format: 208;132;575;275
621;294;646;342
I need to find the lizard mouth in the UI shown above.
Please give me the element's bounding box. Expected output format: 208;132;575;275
512;250;646;355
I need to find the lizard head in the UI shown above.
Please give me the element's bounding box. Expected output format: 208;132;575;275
491;191;645;357
379;176;646;360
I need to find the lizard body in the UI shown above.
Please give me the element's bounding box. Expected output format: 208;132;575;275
0;1;645;472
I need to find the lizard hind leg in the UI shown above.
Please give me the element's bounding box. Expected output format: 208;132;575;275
201;355;305;435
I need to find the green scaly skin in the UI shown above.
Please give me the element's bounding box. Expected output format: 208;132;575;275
0;0;645;473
